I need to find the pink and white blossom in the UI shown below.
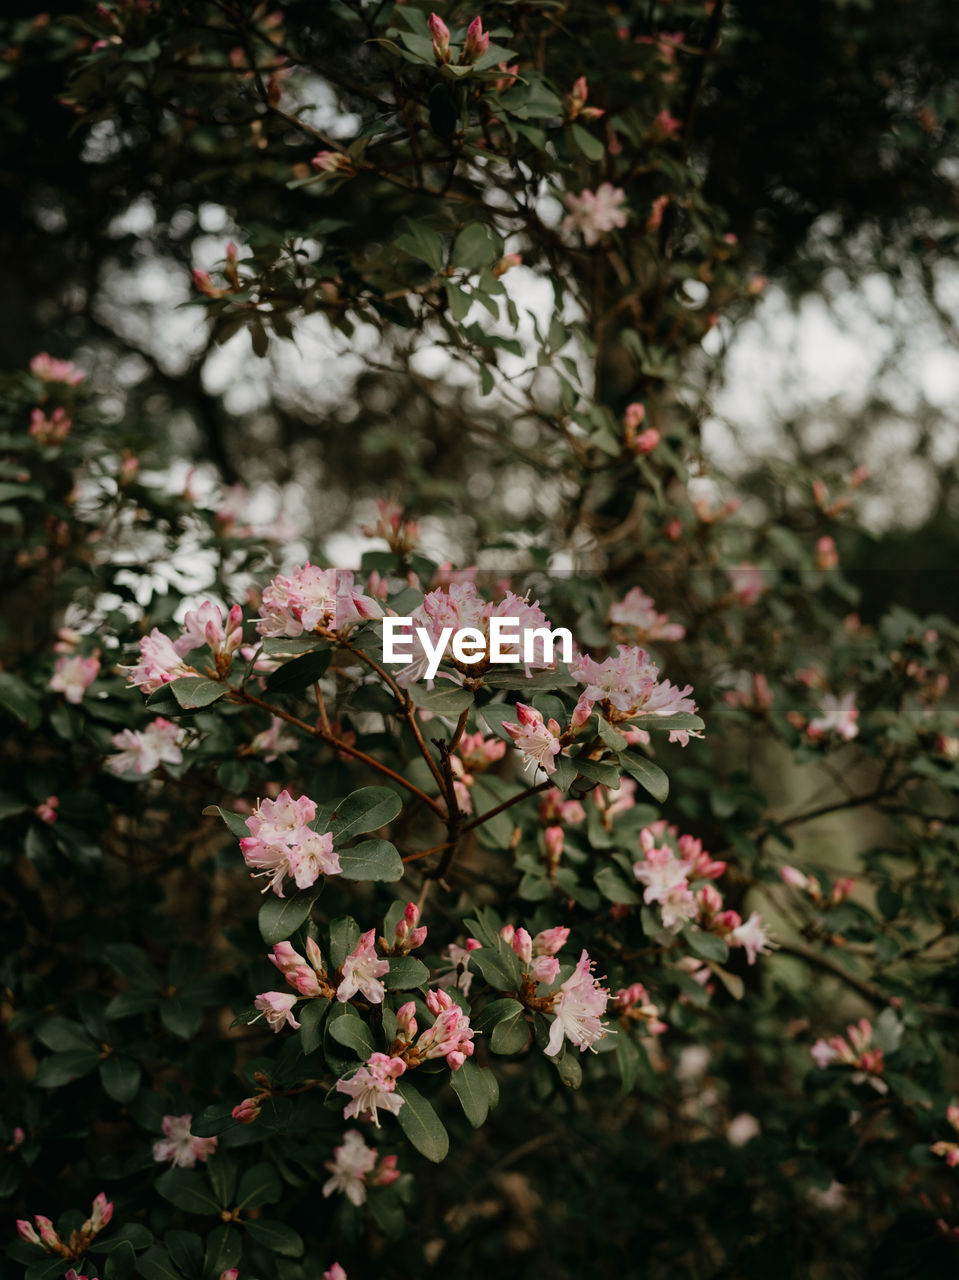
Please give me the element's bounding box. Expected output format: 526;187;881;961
122;629;194;694
563;184;628;246
729;912;776;964
239;789;341;896
106;718;182;776
336;1053;407;1126
503;702;562;774
546;950;609;1056
152;1114;218;1168
257;565;381;638
337;929;390;1004
30;352;86;385
49;653;100;704
608;587;685;642
253;990;301;1032
807;691;859;742
322;1129;378;1205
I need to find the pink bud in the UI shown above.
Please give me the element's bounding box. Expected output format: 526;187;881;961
219;1271;239;1280
404;902;420;926
780;865;808;889
426;988;453;1015
624;402;646;430
428;12;450;59
463;15;489;61
511;927;533;966
633;427;660;456
35;1217;60;1249
408;925;428;948
465;938;482;951
231;1097;262;1123
544;825;564;860
499;923;515;943
16;1221;41;1247
396;1001;418;1036
446;1050;467;1070
530;955;560;984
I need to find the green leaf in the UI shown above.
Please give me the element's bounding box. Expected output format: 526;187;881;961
258;887;322;944
24;1258;68;1280
451;222;503;271
298;997;330;1054
34;1049;100;1087
136;1247;182;1280
616;1031;642;1094
201;805;251;841
236;1163;282;1209
571;758;621;788
443;281;472;321
106;991;159;1019
99;1055;141;1104
328;1013;375;1059
205;1153;237;1208
92;1225;153;1254
553;1044;583;1088
103;1240;136;1280
102;943;161;988
242;1219;304;1257
490;1007;530;1054
0;671;41;728
395;221;445;271
328;787;403;841
594;865;641;905
155;1168;222;1216
337;838;403;882
203;1226;241;1277
395;1080;450;1163
682;925;729;963
450;1058;489;1127
189;1103;239;1139
408;682;474;716
170;676;228;709
328;915;360;970
620;752;669;803
570;121;605;161
265;649;331;693
159;997;203;1039
468;947;522;991
471;997;524;1035
163;1231;201;1279
384;956;429;990
33;1016;95;1053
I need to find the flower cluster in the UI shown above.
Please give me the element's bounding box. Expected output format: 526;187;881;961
571;644;698;736
608;587;685;643
931;1102;959;1168
810;1018;887;1092
503;702;562;775
239;789;341;896
106;717;182;776
17;1193;112;1259
336;1052;407;1126
49;654;100;705
256;564;381;638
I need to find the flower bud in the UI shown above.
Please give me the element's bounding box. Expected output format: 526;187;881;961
428;12;450;60
231;1097;262;1123
34;1217;61;1250
462;15;489;62
511;927;533;966
16;1221;41;1247
396;1001;418;1037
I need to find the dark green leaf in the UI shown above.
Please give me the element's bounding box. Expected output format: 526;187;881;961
201;805;251;841
337;838;403;882
203;1226;241;1278
170;677;228;709
298;997;330;1054
450;1058;489;1127
328;786;403;841
408;682;474;716
451;222;503;271
155;1169;222;1215
236;1163;282;1209
384;956;429;990
100;1055;141;1104
328;1013;375;1059
395;1080;449;1163
620;752;670;803
34;1049;100;1087
682;925;729;963
242;1219;304;1257
265;649;331;693
0;672;41;728
258;887;322;945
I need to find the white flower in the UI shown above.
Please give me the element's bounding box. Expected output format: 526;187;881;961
106;718;183;776
563;184;628;246
545;950;609;1057
322;1130;377;1206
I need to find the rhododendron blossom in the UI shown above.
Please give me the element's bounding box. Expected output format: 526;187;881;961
257;564;382;638
106;718;182;776
563;184;628;246
546;950;610;1056
152;1114;218;1167
122;629;194;694
322;1129;378;1205
337;930;390;1004
571;644;697;730
808;691;859;742
336;1053;407;1125
810;1018;887;1092
174;600;243;660
608;587;685;642
729;912;776;964
253;990;301;1032
239;789;341;895
49;654;100;704
30;352;86;385
503;702;562;774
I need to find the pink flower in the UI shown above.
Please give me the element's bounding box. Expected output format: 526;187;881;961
563;184;628;246
428;11;450;60
462;15;489;62
239;789;341;896
571;644;697;728
29;407;72;444
729;911;775;964
175;601;244;659
780;865;808;890
16;1221;42;1247
633;831;697;930
360;499;420;555
152;1114;218;1168
393;902;428;952
566;75;604;120
807;691;859;742
107;718;182;776
608;588;685;642
728;563;764;607
30;352;85;385
623;403;646;431
324;1266;347;1280
49;653;100;704
337;930;390;1004
253;991;301;1032
250;716;300;761
652;109;681;139
546;950;609;1056
122;629;194;694
336;1053;407;1126
323;1129;378;1205
257;564;381;638
503;702;562;774
534;926;570;956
